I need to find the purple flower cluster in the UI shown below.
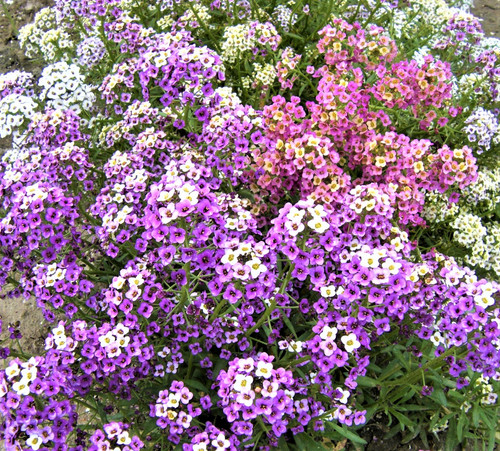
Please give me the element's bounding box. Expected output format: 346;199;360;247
0;71;34;100
150;381;202;442
89;422;144;451
77;37;107;68
0;352;78;450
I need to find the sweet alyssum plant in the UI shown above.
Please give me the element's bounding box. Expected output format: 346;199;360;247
0;0;498;450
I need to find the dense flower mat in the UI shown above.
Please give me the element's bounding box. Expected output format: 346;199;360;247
0;0;499;449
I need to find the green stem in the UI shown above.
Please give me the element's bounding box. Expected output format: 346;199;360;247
384;347;468;403
1;1;18;37
245;299;277;337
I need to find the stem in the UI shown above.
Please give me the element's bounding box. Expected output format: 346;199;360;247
384;347;468;403
1;1;18;37
245;299;277;337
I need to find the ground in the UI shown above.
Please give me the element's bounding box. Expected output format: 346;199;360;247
0;0;498;449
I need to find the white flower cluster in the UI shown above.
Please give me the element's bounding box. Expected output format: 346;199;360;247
423;191;458;223
77;36;107;69
157;15;174;30
38;62;96;113
458;72;499;104
221;24;256;63
391;0;468;40
452;212;487;247
475;376;499;406
0;94;38;138
462;165;500;208
252;63;277;88
333;0;390;22
177;3;211;29
273;4;297;32
0;70;34;98
464;107;499;153
1;131;32;164
18;8;74;62
412;46;433;67
462;223;500;276
221;21;281;64
449;212;500;277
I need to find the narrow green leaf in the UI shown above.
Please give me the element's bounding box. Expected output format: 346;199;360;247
356;376;378;388
284;32;305;42
294;433;328;450
431;388;448;407
445;419;459;451
388;407;416;428
457;413;466;442
472;404;480;428
325;422;367;445
184;379;209;393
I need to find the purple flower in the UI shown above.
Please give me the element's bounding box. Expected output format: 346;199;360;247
171;269;187;287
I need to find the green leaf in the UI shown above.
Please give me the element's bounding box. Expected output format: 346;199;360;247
457;413;467;442
397;404;432;412
478;408;495;430
325;422;367;445
294;433;328;450
278;436;292;451
472;404;480;428
487;424;497;451
445;419;459;451
284;32;305;42
280;310;298;339
356;376;378;388
184;379;209;393
388;407;416;428
431;388;448;407
494;203;500;220
237;189;255;203
399;388;416;404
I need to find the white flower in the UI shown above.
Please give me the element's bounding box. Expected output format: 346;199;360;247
307;217;329;233
255;361;273;379
341;333;361;353
359;252;380;268
287;340;303;353
212;433;231;450
382;258;401;274
166;392;181;408
98;332;116;348
320;285;337;298
117;431;131;445
26;434;43;450
287;207;305;222
247;257;266;278
320;325;338;342
233;374;253;392
12;379;31;396
5;362;20;380
334;387;350;404
307;205;327;218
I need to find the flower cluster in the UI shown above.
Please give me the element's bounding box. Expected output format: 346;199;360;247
0;71;34;100
0;94;38;138
89;423;144;451
464;107;499;153
18;7;74;61
38;62;96;113
0;0;499;450
77;36;107;69
151;381;202;441
221;21;281;64
215;354;297;439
